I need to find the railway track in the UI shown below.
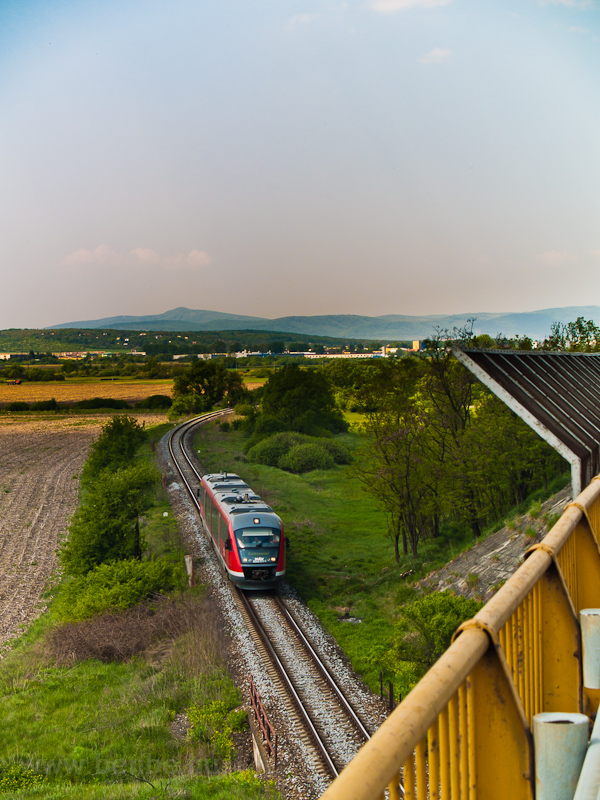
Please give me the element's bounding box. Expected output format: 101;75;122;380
165;413;373;780
235;589;371;778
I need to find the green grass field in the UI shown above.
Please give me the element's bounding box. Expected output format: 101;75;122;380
194;419;569;695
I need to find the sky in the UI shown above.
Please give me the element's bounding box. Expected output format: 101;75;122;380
1;0;599;328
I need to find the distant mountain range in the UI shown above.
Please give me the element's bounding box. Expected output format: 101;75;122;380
49;306;600;342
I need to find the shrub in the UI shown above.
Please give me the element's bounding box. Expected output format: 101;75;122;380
73;397;130;409
187;700;235;761
254;415;290;436
30;398;59;411
54;558;180;622
82;415;147;482
391;591;483;673
4;402;29;412
234;402;255;417
279;442;335;473
0;764;46;792
318;439;352;464
61;462;158;576
219;421;230;432
247;432;305;467
134;394;172;410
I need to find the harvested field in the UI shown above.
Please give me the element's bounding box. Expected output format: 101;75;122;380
0;380;173;406
0;413;165;654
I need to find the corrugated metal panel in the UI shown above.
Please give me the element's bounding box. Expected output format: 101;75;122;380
453;348;600;494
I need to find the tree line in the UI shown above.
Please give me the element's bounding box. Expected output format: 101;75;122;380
169;318;594;562
330;332;566;560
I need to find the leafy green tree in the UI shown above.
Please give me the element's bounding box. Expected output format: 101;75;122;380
352;357;431;560
170;360;243;417
62;462;158;576
83;416;146;483
260;363;347;435
390;592;483;673
544;316;600;352
55;559;178;621
6;364;24;379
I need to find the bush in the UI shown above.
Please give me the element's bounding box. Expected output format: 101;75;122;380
73;397;130;409
134;394;172;410
187;700;235;761
247;431;305;467
279;442;335;473
0;764;46;792
30;398;59;411
246;431;351;472
54;559;180;621
4;402;29;412
82;415;147;482
234;402;255;417
391;591;483;673
318;439;352;464
219;421;230;432
254;415;290;435
62;461;158;576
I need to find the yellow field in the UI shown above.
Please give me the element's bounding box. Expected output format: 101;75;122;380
0;380;173;405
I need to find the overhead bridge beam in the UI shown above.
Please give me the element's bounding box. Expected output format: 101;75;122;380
453;348;600;497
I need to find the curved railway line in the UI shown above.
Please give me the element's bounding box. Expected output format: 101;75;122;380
165;412;373;780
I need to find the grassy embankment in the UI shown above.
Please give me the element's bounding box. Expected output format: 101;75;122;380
194;418;570;695
0;420;277;800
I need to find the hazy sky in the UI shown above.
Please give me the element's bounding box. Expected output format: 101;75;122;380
1;0;599;328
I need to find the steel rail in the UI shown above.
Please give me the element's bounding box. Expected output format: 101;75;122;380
166;410;232;505
238;589;340;778
167;413;370;780
273;595;372;742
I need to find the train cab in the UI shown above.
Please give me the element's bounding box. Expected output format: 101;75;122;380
198;472;285;590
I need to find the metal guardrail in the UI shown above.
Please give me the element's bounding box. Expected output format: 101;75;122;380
250;675;278;768
321;477;600;800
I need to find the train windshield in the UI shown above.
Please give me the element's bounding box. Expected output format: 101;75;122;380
235;527;280;565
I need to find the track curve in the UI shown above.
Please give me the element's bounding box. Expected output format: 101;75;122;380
165;412;372;780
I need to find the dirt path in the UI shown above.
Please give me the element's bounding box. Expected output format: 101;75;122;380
0;414;163;653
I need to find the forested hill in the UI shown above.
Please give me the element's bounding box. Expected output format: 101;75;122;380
49;305;600;341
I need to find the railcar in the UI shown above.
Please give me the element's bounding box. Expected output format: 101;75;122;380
197;472;285;590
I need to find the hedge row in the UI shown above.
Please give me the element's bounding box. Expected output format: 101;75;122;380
1;394;172;412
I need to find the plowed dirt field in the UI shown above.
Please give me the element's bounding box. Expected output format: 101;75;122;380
0;413;164;654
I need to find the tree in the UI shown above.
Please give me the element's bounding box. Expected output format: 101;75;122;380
352;358;431;560
83;416;146;483
260;363;347;435
170;359;243;417
391;592;483;672
544;316;600;352
61;462;158;576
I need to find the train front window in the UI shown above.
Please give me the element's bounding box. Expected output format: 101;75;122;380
235;528;280;564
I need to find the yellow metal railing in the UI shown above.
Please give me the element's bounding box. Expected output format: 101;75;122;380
321;478;600;800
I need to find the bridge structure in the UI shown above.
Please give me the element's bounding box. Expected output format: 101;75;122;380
321;350;600;800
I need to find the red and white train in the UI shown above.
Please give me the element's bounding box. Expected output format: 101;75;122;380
197;472;286;590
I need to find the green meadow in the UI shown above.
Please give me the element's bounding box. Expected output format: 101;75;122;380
194;419;569;695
